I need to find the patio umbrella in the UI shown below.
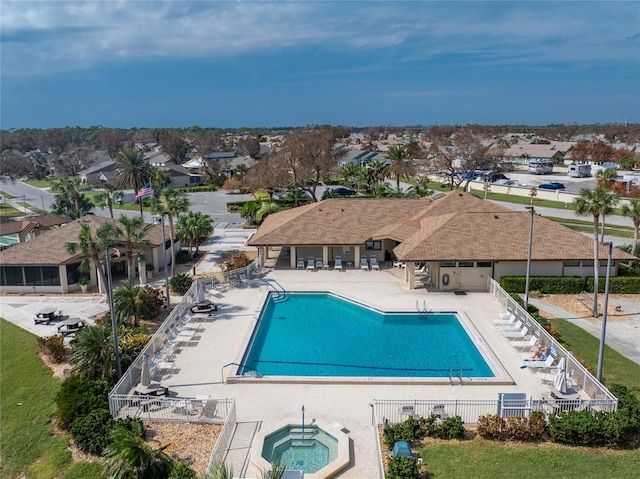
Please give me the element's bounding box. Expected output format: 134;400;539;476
140;354;151;387
197;281;206;303
554;356;567;394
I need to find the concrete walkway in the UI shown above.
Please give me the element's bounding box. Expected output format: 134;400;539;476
529;298;640;365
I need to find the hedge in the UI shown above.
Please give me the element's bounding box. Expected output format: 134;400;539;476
174;185;217;193
500;276;583;294
585;276;640;294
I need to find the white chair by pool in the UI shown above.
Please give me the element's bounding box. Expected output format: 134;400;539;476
334;256;343;271
307;257;315;271
370;256;380;270
360;256;369;270
502;322;530;339
315;257;324;270
296;258;305;269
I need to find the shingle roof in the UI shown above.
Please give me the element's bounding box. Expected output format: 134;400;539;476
0;215;71;236
0;216;168;265
247;191;637;262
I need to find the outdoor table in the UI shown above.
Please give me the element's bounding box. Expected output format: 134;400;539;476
134;382;169;397
35;307;57;324
346;261;354;268
57;318;86;336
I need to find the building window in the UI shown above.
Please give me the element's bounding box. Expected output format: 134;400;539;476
0;266;23;286
599;260;611;267
440;261;456;267
42;267;61;286
458;261;474;267
582;260;594;267
564;260;580;267
66;262;82;285
24;266;42;286
365;240;382;251
476;261;492;268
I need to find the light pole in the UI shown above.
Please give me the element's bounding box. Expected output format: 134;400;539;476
596;241;613;382
105;245;122;379
524;206;535;311
160;213;171;312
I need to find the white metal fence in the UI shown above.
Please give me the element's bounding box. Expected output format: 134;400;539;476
206;400;237;472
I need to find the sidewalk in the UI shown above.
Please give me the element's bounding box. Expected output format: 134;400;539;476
529;298;640;365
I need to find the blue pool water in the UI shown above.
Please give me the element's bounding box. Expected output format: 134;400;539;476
241;293;494;378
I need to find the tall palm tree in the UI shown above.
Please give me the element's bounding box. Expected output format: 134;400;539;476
176;212;213;256
386;145;414;189
103;428;173;479
149;166;171;198
115;215;152;280
150;190;190;276
65;220;119;294
574;186;611;317
621;198;640;256
114;147;152;218
595;168;620;242
70;325;115;381
256;201;280;223
93;184;123;219
51;176;93;219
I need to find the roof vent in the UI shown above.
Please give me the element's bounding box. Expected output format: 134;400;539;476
494;215;499;219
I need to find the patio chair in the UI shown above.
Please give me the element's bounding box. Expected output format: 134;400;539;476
521;347;558;369
497;308;514;320
497;316;525;331
370;256;380;270
315;258;324;270
502;323;530;339
307;257;315;271
296;258;305;269
360;256;369;270
511;331;539;349
493;311;517;326
334;256;343;271
200;398;219;418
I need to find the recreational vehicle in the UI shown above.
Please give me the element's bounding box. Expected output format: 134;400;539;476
528;159;553;174
567;164;592;178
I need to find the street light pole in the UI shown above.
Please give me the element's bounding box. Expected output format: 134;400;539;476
524;206;535;311
596;241;613;382
105;245;122;379
160;213;171;312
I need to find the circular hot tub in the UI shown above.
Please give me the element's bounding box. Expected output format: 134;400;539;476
252;419;350;479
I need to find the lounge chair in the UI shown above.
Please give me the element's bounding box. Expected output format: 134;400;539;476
360;256;369;270
502;323;530;339
296;258;305;269
239;272;259;287
497;316;525;331
334;256;343;271
370;256;380;270
493;312;517;326
511;331;539;349
497;308;514;320
315;258;324;270
521;347;558;369
307;257;315;271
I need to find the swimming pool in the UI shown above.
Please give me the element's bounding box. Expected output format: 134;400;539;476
238;292;497;380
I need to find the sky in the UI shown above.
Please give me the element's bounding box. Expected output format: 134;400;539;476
1;1;639;129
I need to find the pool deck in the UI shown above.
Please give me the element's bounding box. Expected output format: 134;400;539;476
155;268;562;478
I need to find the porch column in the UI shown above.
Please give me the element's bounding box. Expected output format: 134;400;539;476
408;262;416;289
138;259;147;284
354;245;361;266
290;246;297;268
323;246;329;266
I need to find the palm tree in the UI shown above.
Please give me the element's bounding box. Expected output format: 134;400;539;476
176;212;213;256
103;428;173;479
51;176;93;219
621;198;640;256
70;325;115;381
205;463;234;479
256;201;280;223
406;180;431;197
149;166;171;198
595;168;620;242
65;220;119;294
151;190;189;276
115;215;152;280
574;186;612;317
93;184;123;219
240;201;259;226
113;279;149;326
386;145;414;189
114;147;152;218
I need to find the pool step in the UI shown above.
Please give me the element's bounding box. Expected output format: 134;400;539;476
288;427;319;435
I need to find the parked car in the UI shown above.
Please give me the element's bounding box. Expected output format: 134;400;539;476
332;187;357;196
538;182;566;190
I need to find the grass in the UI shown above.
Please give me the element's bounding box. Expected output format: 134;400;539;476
419;439;640;479
0;319;100;479
15;201;49;216
0;189;16;199
25;179;55;188
0;202;24;219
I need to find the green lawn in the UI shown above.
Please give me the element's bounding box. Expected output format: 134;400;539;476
0;202;24;219
0;319;101;479
24;179;55;188
0;189;16;199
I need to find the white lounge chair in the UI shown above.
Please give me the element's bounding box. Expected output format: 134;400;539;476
493;312;517;326
497;316;526;331
370;256;380;270
360;256;369;270
296;258;305;269
315;258;323;270
502;323;530;338
307;257;315;271
521;347;558;369
334;256;343;271
511;331;539;349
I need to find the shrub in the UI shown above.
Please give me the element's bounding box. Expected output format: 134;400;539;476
169;461;197;479
175;250;191;264
55;377;111;430
548;408;638;448
434;416;465;440
387;455;419;479
477;412;546;442
501;276;583;294
37;335;67;363
585;276;640;294
113;416;145;439
118;331;150;361
383;417;422;449
140;286;166;319
71;408;114;456
169;273;193;295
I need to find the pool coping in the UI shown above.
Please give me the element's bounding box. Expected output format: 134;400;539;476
226;291;514;386
250;418;351;479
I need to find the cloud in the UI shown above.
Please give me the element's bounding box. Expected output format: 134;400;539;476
1;1;638;77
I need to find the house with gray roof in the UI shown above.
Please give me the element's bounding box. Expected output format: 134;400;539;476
248;191;636;290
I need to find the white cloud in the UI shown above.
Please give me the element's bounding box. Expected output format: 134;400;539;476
1;1;638;77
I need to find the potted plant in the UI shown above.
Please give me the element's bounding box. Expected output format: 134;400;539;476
78;276;90;292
